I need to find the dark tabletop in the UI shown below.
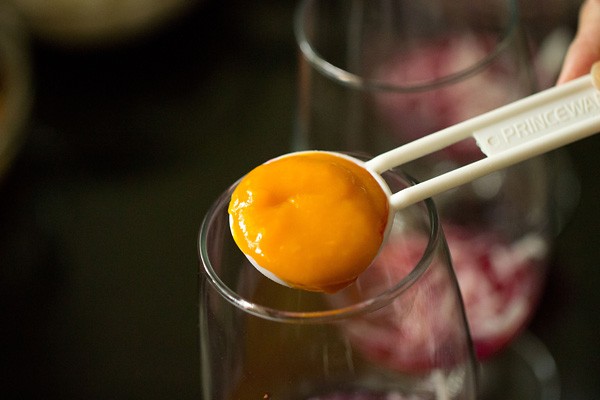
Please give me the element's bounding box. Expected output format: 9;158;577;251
1;1;598;399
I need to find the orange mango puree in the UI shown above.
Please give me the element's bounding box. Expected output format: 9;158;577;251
228;152;389;293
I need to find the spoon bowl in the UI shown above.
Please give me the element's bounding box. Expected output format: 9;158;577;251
229;151;396;290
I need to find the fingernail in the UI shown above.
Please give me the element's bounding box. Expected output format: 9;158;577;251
592;61;600;91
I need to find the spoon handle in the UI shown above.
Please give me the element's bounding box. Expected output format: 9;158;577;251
365;68;600;211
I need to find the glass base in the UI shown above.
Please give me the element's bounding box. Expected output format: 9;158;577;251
477;332;560;400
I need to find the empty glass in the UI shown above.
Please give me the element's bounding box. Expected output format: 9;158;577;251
199;162;477;399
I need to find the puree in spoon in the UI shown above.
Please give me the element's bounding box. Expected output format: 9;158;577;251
228;151;391;293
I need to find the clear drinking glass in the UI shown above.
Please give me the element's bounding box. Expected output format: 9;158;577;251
199;162;477;400
294;0;563;397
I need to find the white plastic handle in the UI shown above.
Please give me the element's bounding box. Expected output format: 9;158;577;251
366;70;600;211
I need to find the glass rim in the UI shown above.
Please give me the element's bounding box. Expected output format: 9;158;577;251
198;168;444;323
293;0;520;93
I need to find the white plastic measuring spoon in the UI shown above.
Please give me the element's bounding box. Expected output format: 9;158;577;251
367;68;600;211
229;65;600;292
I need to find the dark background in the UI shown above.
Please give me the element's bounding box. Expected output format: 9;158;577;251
1;1;598;399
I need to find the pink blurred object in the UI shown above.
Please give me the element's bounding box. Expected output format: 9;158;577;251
372;34;522;162
339;225;546;371
445;224;547;359
335;232;467;372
